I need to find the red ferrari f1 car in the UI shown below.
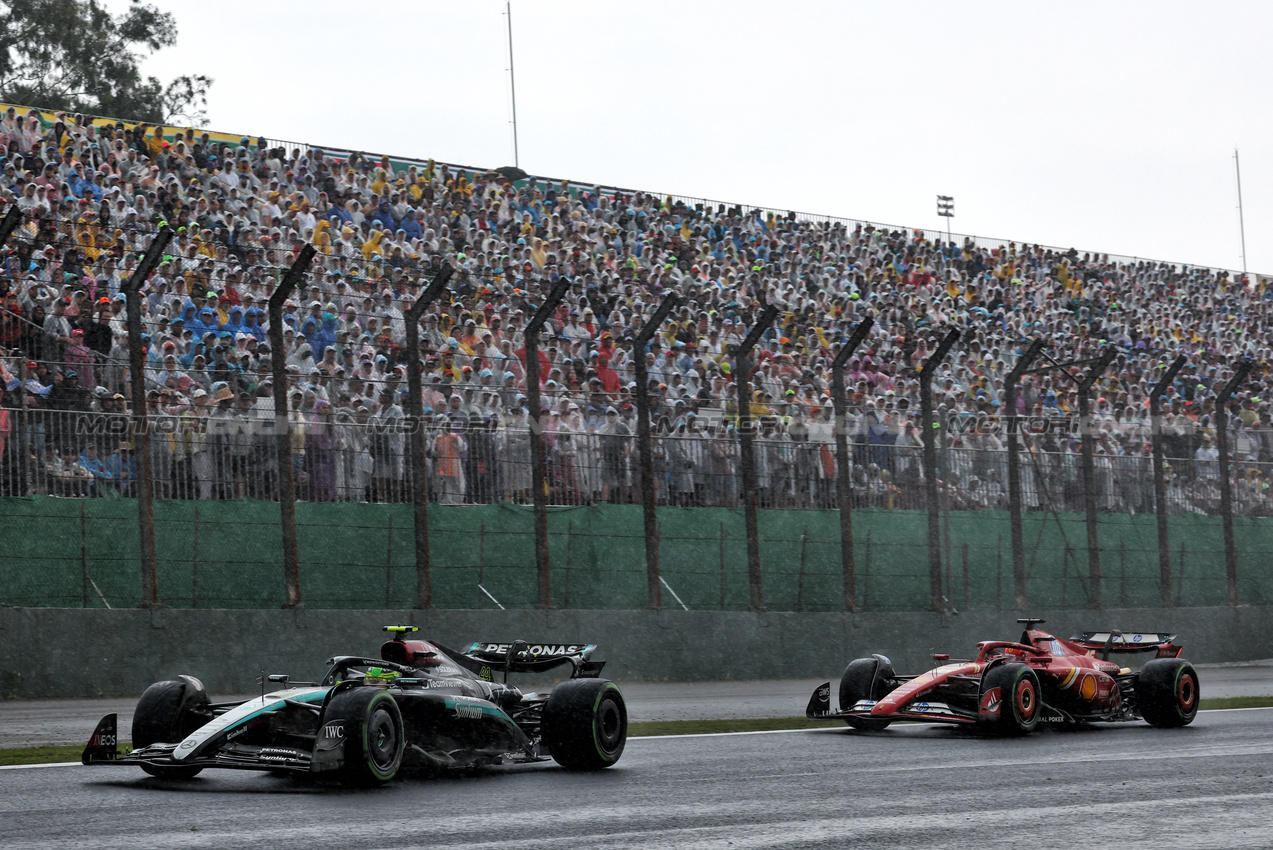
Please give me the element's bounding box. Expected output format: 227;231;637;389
807;618;1199;734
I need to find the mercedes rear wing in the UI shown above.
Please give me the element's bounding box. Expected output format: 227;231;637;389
461;641;605;678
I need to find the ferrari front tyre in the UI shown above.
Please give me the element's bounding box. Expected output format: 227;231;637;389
1138;659;1199;728
323;688;405;786
838;656;894;731
131;676;211;779
980;663;1041;735
542;679;627;770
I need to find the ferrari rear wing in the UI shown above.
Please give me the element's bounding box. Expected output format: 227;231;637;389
1071;631;1182;659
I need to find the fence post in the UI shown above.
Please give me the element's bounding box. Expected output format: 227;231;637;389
1005;338;1044;611
0;206;21;248
267;245;316;609
633;294;680;609
1150;355;1186;608
523;278;571;609
735;304;779;613
2;209;31;495
123;224;174;609
1077;347;1116;610
919;329;960;613
404;266;454;609
831;317;874;613
1215;359;1251;606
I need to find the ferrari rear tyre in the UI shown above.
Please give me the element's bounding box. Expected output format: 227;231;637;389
323;688;405;786
542;679;627;770
1138;659;1199;728
838;656;894;731
131;676;210;779
980;663;1041;735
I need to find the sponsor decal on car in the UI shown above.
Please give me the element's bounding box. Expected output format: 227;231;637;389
445;697;491;721
980;688;1002;714
474;643;591;657
316;721;346;752
453;704;483;720
423;678;467;690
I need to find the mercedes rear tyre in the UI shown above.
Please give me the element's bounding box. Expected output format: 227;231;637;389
980;663;1041;735
542;679;627;770
131;675;211;778
323;688;405;786
838;656;895;731
1138;659;1199;728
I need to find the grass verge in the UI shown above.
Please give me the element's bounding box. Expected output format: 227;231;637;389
5;696;1271;766
0;745;85;766
629;717;826;737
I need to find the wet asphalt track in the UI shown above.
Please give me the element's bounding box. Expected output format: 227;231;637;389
4;663;1272;749
6;707;1273;849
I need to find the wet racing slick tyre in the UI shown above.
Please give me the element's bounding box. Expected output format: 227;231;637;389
323;688;405;786
542;679;627;770
131;675;211;778
1138;659;1199;728
980;663;1041;735
838;656;895;731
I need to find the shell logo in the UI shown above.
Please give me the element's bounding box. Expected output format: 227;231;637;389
1078;673;1098;701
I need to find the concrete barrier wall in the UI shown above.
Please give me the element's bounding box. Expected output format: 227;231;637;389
2;605;1269;700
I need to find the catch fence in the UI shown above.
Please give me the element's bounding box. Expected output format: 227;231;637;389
4;406;1273;515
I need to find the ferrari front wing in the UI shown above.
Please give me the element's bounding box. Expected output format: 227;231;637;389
805;682;978;725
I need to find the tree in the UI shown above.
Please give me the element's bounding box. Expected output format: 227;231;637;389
0;0;211;124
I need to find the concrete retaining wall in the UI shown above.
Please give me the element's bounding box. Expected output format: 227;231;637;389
2;606;1269;700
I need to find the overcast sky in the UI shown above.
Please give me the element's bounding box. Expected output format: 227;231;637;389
126;1;1273;275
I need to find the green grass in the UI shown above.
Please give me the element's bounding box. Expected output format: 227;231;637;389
5;696;1272;767
629;717;827;737
1196;695;1273;711
0;745;85;766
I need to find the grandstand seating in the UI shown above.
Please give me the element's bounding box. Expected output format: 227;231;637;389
1;102;1270;516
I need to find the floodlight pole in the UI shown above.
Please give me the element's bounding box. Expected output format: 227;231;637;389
405;266;454;609
1076;347;1117;610
918;329;960;613
831;317;874;612
1215;359;1251;607
1150;355;1186;608
633;294;680;609
523;278;571;609
123;224;173;609
735;304;779;613
268;245;316;609
1005;338;1044;611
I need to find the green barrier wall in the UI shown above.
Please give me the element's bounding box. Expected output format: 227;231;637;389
4;497;1273;611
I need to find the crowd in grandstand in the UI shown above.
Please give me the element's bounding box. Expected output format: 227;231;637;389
1;104;1272;515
